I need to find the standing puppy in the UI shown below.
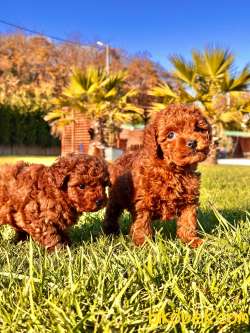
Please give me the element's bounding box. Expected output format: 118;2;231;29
103;104;212;247
0;154;109;250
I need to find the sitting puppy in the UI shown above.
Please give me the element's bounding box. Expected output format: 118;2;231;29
103;104;212;247
0;154;109;250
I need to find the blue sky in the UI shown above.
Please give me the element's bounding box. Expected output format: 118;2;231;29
1;0;250;71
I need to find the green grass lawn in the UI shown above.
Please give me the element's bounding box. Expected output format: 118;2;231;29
0;160;249;332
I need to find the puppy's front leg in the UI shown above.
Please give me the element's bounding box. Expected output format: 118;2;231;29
29;222;69;251
176;205;203;248
103;199;122;235
14;229;29;243
130;210;153;246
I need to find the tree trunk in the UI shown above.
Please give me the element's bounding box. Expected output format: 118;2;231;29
97;117;107;146
204;141;218;165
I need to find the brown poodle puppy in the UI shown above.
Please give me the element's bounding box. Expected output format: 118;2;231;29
0;154;109;250
103;104;212;247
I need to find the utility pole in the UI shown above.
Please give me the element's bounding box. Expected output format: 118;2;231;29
97;41;110;74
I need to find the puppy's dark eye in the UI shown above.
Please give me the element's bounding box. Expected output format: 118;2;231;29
79;184;85;189
167;131;176;140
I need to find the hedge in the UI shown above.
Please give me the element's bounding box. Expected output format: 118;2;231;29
0;105;59;147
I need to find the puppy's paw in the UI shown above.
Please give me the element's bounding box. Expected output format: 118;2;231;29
189;237;204;248
102;223;120;236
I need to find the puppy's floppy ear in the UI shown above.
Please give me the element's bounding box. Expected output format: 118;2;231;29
143;123;157;151
52;169;70;190
156;142;164;160
50;155;76;190
143;122;163;160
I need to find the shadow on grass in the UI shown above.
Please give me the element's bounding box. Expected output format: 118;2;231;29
198;208;250;233
69;207;250;246
0;207;248;250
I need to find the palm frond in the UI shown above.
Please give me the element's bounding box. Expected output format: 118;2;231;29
219;111;243;124
169;55;195;85
149;102;170;113
122;103;144;115
201;47;234;79
44;108;71;122
227;65;250;91
149;82;178;98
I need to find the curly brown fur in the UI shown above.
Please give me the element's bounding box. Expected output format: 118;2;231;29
103;104;212;247
0;154;109;250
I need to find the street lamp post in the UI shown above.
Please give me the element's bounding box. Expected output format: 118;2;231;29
96;41;110;74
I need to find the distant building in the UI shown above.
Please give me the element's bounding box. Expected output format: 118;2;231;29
118;124;144;151
224;131;250;158
60;113;145;156
61;110;91;156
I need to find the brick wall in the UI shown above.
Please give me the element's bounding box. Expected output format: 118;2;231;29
61;110;91;156
119;128;144;151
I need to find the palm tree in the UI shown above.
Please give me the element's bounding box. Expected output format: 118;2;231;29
45;67;143;146
149;47;250;162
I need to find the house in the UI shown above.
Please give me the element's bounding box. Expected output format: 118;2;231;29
61;110;91;156
61;113;145;156
224;130;250;158
118;124;145;151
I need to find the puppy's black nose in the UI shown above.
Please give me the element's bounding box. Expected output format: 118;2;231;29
96;198;105;207
187;140;197;149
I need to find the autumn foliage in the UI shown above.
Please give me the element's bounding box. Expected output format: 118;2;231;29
0;32;163;146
